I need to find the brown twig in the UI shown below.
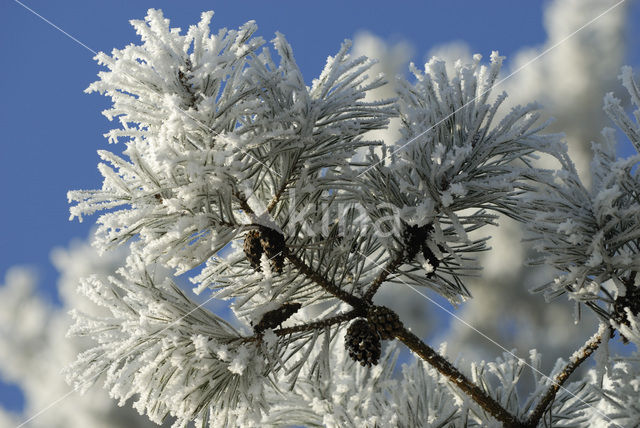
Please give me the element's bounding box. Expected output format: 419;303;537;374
233;175;288;217
266;179;289;214
395;325;524;427
523;325;608;427
234;191;256;219
282;244;521;424
273;309;363;335
240;309;363;344
286;252;364;308
363;251;405;302
234;189;364;308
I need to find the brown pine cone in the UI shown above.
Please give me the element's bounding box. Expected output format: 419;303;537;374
259;226;286;273
367;305;403;340
253;303;302;334
345;319;381;367
244;229;263;271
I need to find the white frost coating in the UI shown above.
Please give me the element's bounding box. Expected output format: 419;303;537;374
441;191;454;207
192;334;209;359
228;345;251;375
591;324;611;385
69;8;394;278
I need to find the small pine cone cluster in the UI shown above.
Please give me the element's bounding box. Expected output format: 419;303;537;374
368;305;403;340
259;226;286;273
402;223;431;261
244;230;263;270
243;226;287;273
612;285;640;343
345;319;381;367
401;223;440;277
253;302;302;334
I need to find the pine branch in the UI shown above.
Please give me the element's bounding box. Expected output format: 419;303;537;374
394;325;524;428
234;191;257;219
523;325;608;428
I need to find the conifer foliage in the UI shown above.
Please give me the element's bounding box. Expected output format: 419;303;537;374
66;9;640;427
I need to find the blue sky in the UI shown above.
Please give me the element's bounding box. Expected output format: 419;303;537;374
1;0;639;417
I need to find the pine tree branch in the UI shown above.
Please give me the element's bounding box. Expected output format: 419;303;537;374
394;325;524;428
234;191;257;220
363;251;405;302
523;325;607;428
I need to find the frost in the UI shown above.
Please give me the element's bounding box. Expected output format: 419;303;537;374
228;345;251;375
422;260;435;274
557;218;576;235
441;190;454;207
192;334;209;359
431;142;447;165
586;249;604;268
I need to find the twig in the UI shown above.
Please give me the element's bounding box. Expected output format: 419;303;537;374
395;325;524;428
233;190;256;219
266;179;289;213
523;325;607;427
239;310;362;343
274;309;363;335
363;251;405;302
286;253;364;308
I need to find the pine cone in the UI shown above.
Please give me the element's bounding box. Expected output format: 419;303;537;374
612;285;640;343
254;303;302;334
368;305;402;340
345;319;381;367
244;229;263;271
259;226;286;273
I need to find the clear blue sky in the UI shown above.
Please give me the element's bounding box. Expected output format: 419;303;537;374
1;0;639;415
